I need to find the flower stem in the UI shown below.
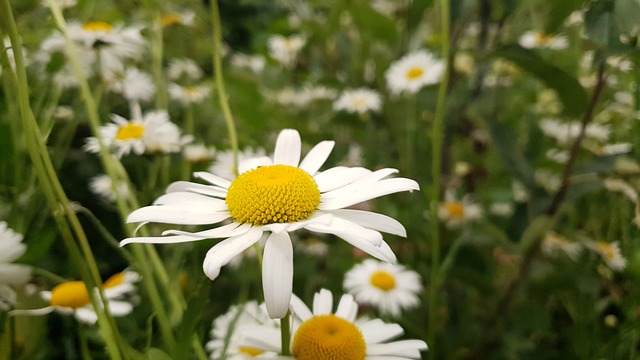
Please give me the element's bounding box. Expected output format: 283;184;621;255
427;0;451;358
281;311;292;356
210;0;239;175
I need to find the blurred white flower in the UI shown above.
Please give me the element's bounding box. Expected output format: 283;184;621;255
385;49;445;95
539;118;610;145
161;10;196;28
333;88;382;114
106;68;155;102
167;58;203;81
541;232;582;261
230;53;266;74
489;202;515;217
89;174;130;202
267;34;306;67
168;83;211;105
0;222;31;310
438;189;483;228
591;241;626;272
603;178;638;203
41;0;77;8
183;144;217;164
519;31;569;50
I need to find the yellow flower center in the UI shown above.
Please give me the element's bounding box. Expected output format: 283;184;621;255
238;347;263;356
50;281;90;308
82;21;113;33
225;165;320;225
116;123;145;141
292;314;366;360
103;272;125;289
535;32;554;44
444;202;465;219
370;270;396;291
161;13;182;27
349;97;367;109
596;242;615;261
405;67;424;80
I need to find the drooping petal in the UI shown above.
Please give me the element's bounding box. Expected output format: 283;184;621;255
166;181;228;198
314;167;371;193
289;293;313;322
360;319;405;343
238;327;282;353
194;171;232;188
153;192;228;211
262;232;293;319
321;168;400;198
319;178;419;210
304;216;383;246
121;233;219;246
366;340;428;357
127;206;230;225
202;227;264;280
330;209;407;237
162;222;252;239
298;140;335;175
108;300;134;316
74;307;98;324
273;129;301;166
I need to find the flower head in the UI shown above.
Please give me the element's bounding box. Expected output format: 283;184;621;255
333;88;382;114
167;58;203;81
385;50;444;95
240;289;428;359
343;259;422;317
541;232;583;261
168;83;211;105
268;34;306;67
106;67;155;102
122;129;419;318
519;31;569;50
438;190;483;228
0;222;31;310
591;241;626;272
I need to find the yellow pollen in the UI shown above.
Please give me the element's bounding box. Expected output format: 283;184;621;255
50;281;91;308
444;202;465;219
370;270;396;291
406;67;424;80
161;13;182;27
535;32;554;44
116;123;145;141
349;98;367;109
82;21;113;33
225;165;320;225
596;242;615;261
238;347;263;356
292;314;366;360
103;272;125;289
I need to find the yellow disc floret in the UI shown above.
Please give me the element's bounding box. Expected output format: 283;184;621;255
444;202;465;219
370;270;396;291
116;123;145;141
225;165;320;225
292;314;366;360
50;281;91;308
406;67;425;80
82;21;113;33
103;272;125;289
238;347;263;357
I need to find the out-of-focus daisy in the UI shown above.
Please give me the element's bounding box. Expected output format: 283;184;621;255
84;110;192;158
161;10;195;28
534;169;562;193
206;301;279;359
343;259;421;317
586;143;634;156
122;129;419;318
270;85;336;109
512;180;530;203
385;49;445;95
168;83;211;105
231;53;266;74
541;232;582;261
333;88;382;114
106;67;155;103
66;21;145;74
167;58;203;81
240;288;428;358
209;147;267;181
0;222;31;310
12;271;139;324
590;241;626;272
41;0;77;8
89;174;130;202
539;118;610;145
296;237;329;258
183;144;216;165
604;178;638;203
519;31;569;50
267;34;306;67
489;202;514;217
438;190;483;228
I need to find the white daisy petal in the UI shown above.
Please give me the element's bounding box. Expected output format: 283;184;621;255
162;222;252;239
361;319;405;343
298;140;335;175
331;209;407;237
203;227;264;280
367;340;428;357
334;293;358;322
0;264;31;285
314;166;372;193
262;232;293;318
166;181;228;198
121;234;214;246
127;206;230;225
319;178;419;210
194;171;232;188
304;216;383;246
108;300;134;316
238;156;273;174
290;293;313;321
74;307;98;324
313;288;333;315
273;129;301;166
153;192;228;211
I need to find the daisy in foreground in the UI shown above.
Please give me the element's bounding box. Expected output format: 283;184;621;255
239;289;428;359
343;259;422;318
121;129;419;318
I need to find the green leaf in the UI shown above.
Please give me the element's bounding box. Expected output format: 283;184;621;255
492;45;588;117
146;348;173;360
584;0;614;45
613;0;640;34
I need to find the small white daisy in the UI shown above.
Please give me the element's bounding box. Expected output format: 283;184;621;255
240;288;428;359
385;49;445;95
438;190;483;228
161;10;196;28
89;174;130;202
167;58;203;81
0;222;31;310
106;67;155;103
168;83;211;105
489;202;515;217
41;0;77;8
333;88;382;114
343;259;422;318
205;301;279;359
539;118;610;145
183;144;217;164
267;34;306;67
519;31;569;50
604;178;638;203
208;147;267;181
231;53;266;74
541;232;583;261
84;110;192;158
12;271;139;324
591;241;626;272
122;129;419;318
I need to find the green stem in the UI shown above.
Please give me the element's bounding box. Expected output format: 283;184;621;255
427;0;451;358
151;11;168;110
281;311;291;356
210;0;239;174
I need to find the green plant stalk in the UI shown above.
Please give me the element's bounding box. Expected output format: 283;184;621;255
211;0;239;175
45;0;181;352
152;11;168;110
281;311;291;356
1;2;124;358
427;0;451;357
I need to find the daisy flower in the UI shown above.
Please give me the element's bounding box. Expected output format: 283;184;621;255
167;58;203;81
333;88;382;114
343;259;422;317
541;232;582;261
161;10;196;28
231;53;266;74
206;301;279;359
267;34;306;67
84;110;192;158
121;129;419;318
437;190;483;228
12;271;139;324
183;144;217;165
591;241;626;272
0;222;31;310
385;49;445;95
168;83;211;105
519;31;569;50
106;67;155;103
240;289;428;359
89;174;130;202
